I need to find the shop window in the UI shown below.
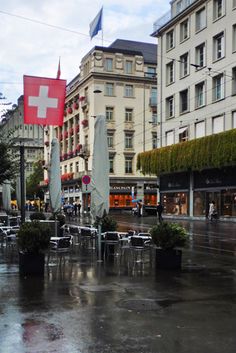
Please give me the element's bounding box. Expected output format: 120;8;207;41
193;191;206;216
162;192;188;215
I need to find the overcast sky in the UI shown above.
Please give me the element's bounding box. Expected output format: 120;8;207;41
0;0;169;114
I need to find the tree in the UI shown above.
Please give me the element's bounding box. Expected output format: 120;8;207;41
26;160;44;200
0;133;18;184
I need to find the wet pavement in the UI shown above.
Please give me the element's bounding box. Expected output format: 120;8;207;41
1;214;236;353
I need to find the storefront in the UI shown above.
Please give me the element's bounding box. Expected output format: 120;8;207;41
110;182;157;210
160;172;190;216
193;167;236;218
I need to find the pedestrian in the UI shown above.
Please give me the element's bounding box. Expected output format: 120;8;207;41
156;201;163;223
208;200;217;221
77;201;81;216
73;201;78;216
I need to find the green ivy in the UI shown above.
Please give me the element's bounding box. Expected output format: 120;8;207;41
137;129;236;175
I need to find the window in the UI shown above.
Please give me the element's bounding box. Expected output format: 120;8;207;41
166;61;174;85
180;19;189;42
232;67;236;95
124;84;133;97
146;66;156;78
105;83;114;96
232;111;236;128
125;60;133;74
180;89;189;113
166;96;174;118
150;87;157;106
213;32;225;61
64;165;67;174
107;133;114;148
213;74;224;101
27;149;36;158
180;53;189;78
195;7;206;32
125;108;133;122
70;163;73;173
213;0;224;20
166;130;174;146
195;81;205;108
109;156;114;173
195;43;206;68
213;115;224;133
106;106;114;121
125;133;133;149
233;0;236;9
76;161;79;173
233;24;236;52
152;132;158;149
195;121;205;138
179;126;188;142
152;113;157;124
166;30;174;51
105;58;113;71
26;162;33;172
125;157;133;174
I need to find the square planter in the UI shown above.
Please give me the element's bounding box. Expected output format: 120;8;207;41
155;248;182;270
19;252;45;276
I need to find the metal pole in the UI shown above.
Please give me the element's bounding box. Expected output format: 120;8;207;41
143;83;146;152
20;144;25;224
97;221;102;262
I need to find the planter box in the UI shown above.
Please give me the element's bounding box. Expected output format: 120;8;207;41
155;248;182;270
19;252;45;276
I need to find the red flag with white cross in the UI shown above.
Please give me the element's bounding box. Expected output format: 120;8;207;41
23;75;66;126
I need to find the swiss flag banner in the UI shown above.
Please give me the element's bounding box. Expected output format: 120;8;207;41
24;75;66;126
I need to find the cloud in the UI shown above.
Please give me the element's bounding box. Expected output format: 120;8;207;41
0;0;169;111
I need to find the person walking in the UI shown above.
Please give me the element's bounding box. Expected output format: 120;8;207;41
156;201;164;223
208;200;217;221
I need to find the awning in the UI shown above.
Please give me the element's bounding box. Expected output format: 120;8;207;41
178;126;188;134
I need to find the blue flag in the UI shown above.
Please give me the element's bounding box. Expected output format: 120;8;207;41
89;7;103;39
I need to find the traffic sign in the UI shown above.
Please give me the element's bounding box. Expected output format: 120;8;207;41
82;175;91;185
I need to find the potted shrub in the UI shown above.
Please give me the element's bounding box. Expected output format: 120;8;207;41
94;215;117;233
17;221;52;276
30;212;46;221
150;222;188;270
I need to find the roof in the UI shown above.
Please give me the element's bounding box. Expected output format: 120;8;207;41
109;39;157;64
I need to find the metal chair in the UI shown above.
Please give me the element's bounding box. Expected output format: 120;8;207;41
104;232;120;259
129;236;152;267
48;236;72;264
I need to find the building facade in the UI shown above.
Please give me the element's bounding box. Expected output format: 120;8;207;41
150;0;236;219
43;40;158;211
0;96;44;179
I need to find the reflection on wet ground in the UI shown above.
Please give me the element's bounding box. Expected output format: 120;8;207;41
1;216;236;353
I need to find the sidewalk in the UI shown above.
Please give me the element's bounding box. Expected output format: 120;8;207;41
0;214;236;353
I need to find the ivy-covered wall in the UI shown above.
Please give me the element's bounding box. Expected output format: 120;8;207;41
137;129;236;176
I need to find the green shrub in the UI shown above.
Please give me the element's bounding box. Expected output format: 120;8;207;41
30;212;46;221
17;221;52;254
150;222;188;250
94;215;117;232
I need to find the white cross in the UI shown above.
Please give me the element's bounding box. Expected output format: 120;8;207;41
28;85;58;118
